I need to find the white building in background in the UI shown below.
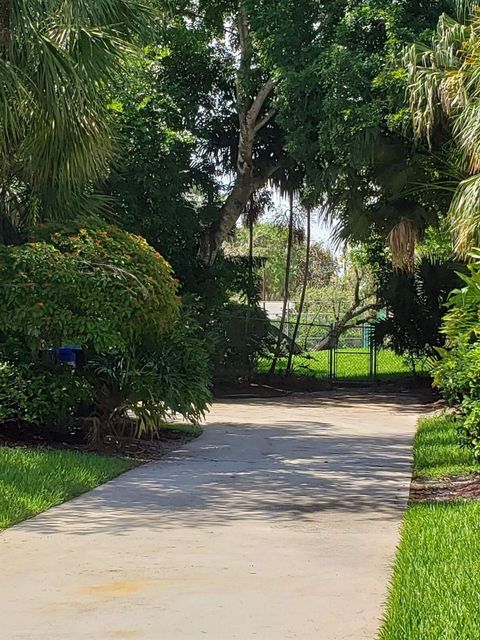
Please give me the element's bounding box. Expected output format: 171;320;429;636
262;300;296;321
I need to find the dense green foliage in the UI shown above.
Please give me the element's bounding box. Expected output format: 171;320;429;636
0;221;179;356
0;447;134;529
0;362;93;429
4;0;480;440
104;34;227;288
405;6;480;255
208;302;275;380
375;255;463;364
434;252;480;457
0;222;211;439
253;0;451;265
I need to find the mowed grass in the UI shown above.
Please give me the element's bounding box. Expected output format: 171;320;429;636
0;447;134;530
379;414;480;640
259;348;425;380
414;414;480;479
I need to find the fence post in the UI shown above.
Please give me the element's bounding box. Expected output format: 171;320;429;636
369;324;377;382
329;323;335;381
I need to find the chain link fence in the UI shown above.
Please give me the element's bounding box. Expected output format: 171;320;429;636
253;317;429;383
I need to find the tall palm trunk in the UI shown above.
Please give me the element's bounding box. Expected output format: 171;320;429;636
270;189;295;374
286;205;311;374
248;214;254;294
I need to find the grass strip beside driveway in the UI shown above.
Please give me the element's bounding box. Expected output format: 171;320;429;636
414;414;480;478
0;447;134;530
379;414;480;640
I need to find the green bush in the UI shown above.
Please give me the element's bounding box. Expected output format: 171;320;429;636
434;251;480;457
0;361;94;428
0;220;211;441
376;258;463;363
90;317;211;439
0;220;179;356
208;302;275;381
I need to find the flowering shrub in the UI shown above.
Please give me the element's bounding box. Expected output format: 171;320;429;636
0;220;210;440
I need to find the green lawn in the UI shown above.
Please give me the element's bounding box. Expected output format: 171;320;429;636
414;414;480;479
0;447;134;530
379;414;480;640
259;348;426;380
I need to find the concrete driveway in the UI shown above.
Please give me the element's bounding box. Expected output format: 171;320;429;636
0;391;428;639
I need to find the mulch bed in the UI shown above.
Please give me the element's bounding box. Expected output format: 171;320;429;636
410;474;480;504
0;421;196;462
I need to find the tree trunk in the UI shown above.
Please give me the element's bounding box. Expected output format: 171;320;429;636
0;0;13;242
248;213;254;284
286;205;311;374
270;189;295;374
315;303;381;351
199;165;279;264
197;7;279;265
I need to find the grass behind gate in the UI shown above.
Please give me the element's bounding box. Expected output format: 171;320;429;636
379;415;480;639
0;447;134;530
258;348;426;381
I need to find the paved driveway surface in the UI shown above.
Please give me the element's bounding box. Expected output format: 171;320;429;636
0;391;428;639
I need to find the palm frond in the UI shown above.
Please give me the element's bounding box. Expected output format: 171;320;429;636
388;218;418;271
449;173;480;254
0;0;154;230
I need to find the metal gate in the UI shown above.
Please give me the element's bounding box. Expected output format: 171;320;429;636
257;319;416;384
332;323;377;382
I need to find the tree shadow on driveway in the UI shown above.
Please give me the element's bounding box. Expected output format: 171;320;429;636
18;392;430;537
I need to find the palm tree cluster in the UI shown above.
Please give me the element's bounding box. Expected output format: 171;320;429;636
0;0;149;240
404;2;480;255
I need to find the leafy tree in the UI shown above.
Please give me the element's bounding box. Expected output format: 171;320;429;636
254;0;451;267
226;222;336;300
103;1;450;273
128;1;313;265
104;26;226;287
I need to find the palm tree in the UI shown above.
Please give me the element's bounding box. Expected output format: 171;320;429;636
404;4;480;255
243;189;272;297
269;189;298;373
0;0;150;239
286;201;312;374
